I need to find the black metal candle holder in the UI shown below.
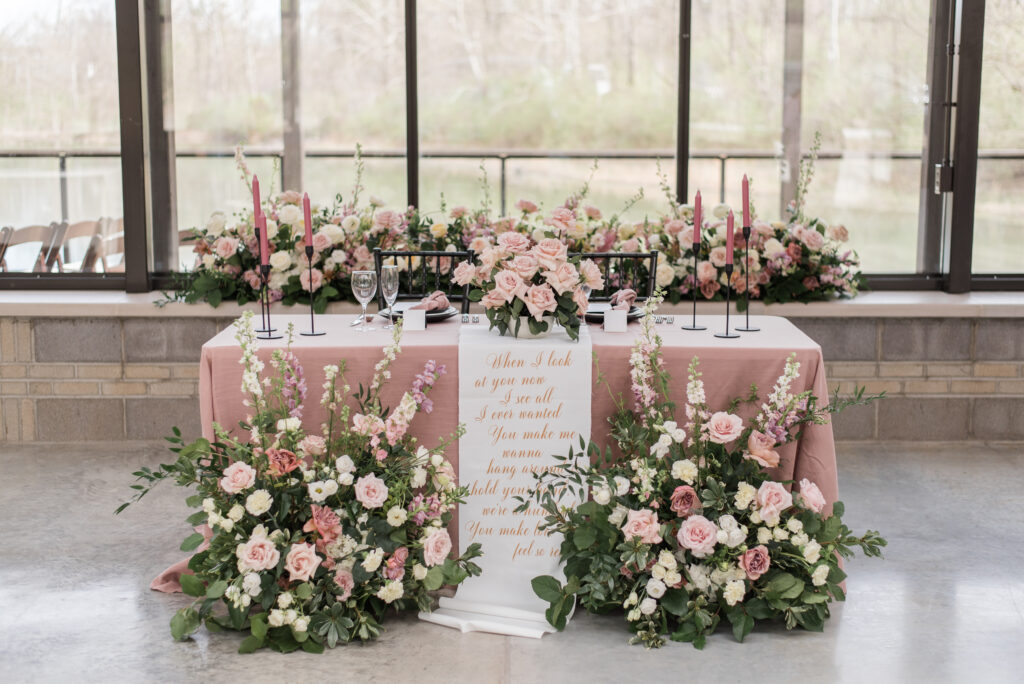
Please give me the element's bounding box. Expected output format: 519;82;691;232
253;224;276;334
680;241;706;331
300;245;325;336
257;263;282;340
735;225;760;332
714;263;740;339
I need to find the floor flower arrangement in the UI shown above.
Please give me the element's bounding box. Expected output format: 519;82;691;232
118;311;482;652
515;297;885;649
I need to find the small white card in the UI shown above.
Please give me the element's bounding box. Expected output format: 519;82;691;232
403;308;427;331
604;309;628;332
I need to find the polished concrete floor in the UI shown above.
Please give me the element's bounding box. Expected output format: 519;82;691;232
1;441;1022;684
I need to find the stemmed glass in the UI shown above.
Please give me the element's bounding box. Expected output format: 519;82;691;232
380;265;400;330
352;270;378;332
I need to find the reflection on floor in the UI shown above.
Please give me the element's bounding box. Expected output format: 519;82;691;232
0;441;1021;683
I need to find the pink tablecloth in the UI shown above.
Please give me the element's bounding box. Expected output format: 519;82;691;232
153;314;837;592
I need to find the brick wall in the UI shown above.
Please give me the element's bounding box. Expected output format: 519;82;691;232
2;315;1022;442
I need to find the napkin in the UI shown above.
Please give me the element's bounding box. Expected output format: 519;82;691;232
411;290;450;311
609;289;637;311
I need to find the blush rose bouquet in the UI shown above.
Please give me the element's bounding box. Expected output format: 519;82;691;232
118;311;482;653
516;296;885;649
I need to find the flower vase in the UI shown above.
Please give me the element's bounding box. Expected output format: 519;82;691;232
498;315;554;339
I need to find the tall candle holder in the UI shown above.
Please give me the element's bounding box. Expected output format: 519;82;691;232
735;225;760;332
257;264;282;340
300;245;325;336
253;223;276;334
680;242;706;331
714;264;740;339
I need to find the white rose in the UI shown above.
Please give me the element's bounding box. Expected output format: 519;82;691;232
651;564;667;581
593;485;611;506
646;578;667;599
607;504;628;526
658;550;677;570
386;506;408;527
264;218;280;238
639;597;658;616
803;540;822;564
723;580;746;606
268;270;288;290
242;573;261;597
655;262;675;288
671;459;698;484
269;250;292;271
664;570;682;586
791;532;810;548
430;453;444;468
763;238;785;259
712;203;731;219
338;472;354;486
362;548;384;572
627;608;641;622
757;527;773;545
787;518;804;533
413;563;428;581
201;254;217;270
268;609;286;627
284;609;297;625
227;504;244;522
531;227;547;243
773;527;789;542
293;616;309;633
341;215;360;233
277;592;293;609
335;455;355;473
205;211;227;236
202;497;216;514
322;480;338;497
614;476;630;496
278;204;302;226
811;564;830;586
321;225;344;245
218;518;234;532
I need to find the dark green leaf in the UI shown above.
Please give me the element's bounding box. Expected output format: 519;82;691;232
178;573;205;597
531;575;564;604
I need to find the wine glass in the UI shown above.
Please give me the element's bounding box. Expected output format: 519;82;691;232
351;270;378;332
380;265;400;329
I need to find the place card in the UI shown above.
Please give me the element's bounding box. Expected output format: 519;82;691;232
404;308;426;331
604;309;627;332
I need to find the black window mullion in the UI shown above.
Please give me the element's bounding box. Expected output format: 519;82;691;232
405;0;419;209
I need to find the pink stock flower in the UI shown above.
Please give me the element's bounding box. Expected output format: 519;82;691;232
676;515;718;558
740;545;771;580
219;461;256;494
354;473;389;509
797;478;827;514
670;485;702;517
334;567;355;601
621;509;663;545
284;542;322;583
450;206;468;219
704;412;744;444
756;481;794;523
524;284;558;321
422;528;452;567
745;431;780;468
237;534;281;572
352;413;384;436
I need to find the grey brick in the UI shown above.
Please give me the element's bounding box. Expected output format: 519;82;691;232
881;319;971;361
790;318;877;361
831;402;875;440
971;398;1024;440
877;397;969;441
974;319;1024;361
36;398;124;440
123;318;216;363
34;319;122;363
125;397;201;440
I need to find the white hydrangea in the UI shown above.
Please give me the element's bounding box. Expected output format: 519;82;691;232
734;482;757;510
671;459;698;484
377;581;404;604
639;597;658;616
646;578;667;599
811;564;830;586
362;548;384;572
723;580;746;606
386;506;408;527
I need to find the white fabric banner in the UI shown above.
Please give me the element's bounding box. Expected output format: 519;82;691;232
419;325;591;638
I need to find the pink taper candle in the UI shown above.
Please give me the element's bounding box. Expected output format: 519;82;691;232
258;212;269;266
252;175;260;220
742;174;750;227
726;210;735;265
303;192;313;245
693;190;702;245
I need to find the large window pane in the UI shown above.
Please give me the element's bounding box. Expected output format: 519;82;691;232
974;0;1024;274
0;1;122;274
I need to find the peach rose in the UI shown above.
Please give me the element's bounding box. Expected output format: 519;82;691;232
213;236;239;259
524;283;558;321
300;267;324;292
669;485;701;517
334;567;355;601
756;481;794;523
303;504;342;546
572;286;589;317
497;231;531;255
237;534;280;572
531;238;568;270
696;260;717;284
220;461;256;494
546;207;575;232
510;254;540;280
468;236;492;255
354;473;389;509
452;260;476;286
422;528;452;567
676;514;717;558
797;478;827;514
621;237;640;252
284;542;322;582
745;431;780;468
373;210;402;231
516;199;538;214
578;259;604;290
621;509;662;545
481;289;508;309
266;448;301;477
704;411;744;444
740;545;771;580
493;269;527;303
478;247;506;273
543;262;580;295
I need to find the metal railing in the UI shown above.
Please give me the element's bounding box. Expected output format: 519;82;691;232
2;147;1022;220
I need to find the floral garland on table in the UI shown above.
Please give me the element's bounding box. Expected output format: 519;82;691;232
118;311;482;653
164;148;862;310
515;297;886;649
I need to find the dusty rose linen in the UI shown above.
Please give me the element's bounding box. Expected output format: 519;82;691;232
155;314;838;592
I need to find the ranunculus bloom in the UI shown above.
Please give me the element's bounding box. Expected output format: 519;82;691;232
354;473;389;509
531;238;568;271
497;231;531;255
220;461;256;494
757;481;794;523
237;534;280;572
705;411;744;444
509;254;540;280
745;431;780;468
797;478;827;514
266;448;301;477
543;262;580;295
284;542;321;582
676;514;718;558
740;545;771;580
422;528;452;567
334;567;355;601
493;269;527;303
524;283;558;321
669;485;701;517
621;509;663;545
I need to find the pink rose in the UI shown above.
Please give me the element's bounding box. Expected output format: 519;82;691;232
266;448;301;477
704;411;744;444
385;546;409;581
679;226;695;246
311;231;332;252
481;289;508;309
243;269;262;290
676;514;718;558
578;259;604;290
826;224;849;242
665;219;686;235
620;509;663;545
515;199;538;214
543;262;580;295
284;542;322;583
279;190;302;204
740;545;771;580
298;435;325;456
801;228;825;251
709;246;728;268
374;210;402;231
545;207;575;232
620;238;640;252
237;534;280;572
786;242;802;260
584;205;602;220
753;220;774;238
422;528;452;567
451;206;468;219
524;283;558;321
352;244;373;269
531;238;568;270
300;267;324;292
802;276;820;291
469;236;492;255
478;247;506;273
756;481;794;523
213;236;239;259
493;269;527;303
354;473;389;509
452;260;476;286
334;567;355;601
497;231;531;255
669;485;702;517
745;431;780;468
219;461;256;494
696;260;717;284
797;478;827;514
510;254;540;280
303;504;342;548
572;286;589;317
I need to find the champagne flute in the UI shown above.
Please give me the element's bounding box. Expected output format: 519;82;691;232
380;264;400;330
352;270;378;332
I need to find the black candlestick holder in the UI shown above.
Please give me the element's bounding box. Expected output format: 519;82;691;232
680;242;707;331
300;245;325;336
735;225;760;332
714;263;740;339
257;264;282;340
253;225;276;334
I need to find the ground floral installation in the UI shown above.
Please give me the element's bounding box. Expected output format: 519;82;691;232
118;311;482;653
515;296;886;649
164;145;862;310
